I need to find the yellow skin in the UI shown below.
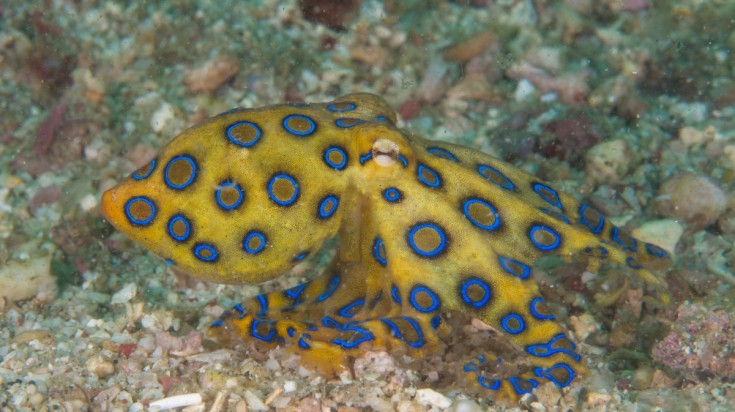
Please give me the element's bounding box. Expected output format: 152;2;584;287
101;93;671;400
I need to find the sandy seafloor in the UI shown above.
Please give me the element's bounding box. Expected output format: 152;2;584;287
2;0;735;411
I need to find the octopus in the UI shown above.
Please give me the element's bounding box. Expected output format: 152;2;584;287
101;93;671;400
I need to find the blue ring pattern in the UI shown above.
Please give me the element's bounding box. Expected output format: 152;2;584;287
243;231;267;255
501;313;526;335
167;215;191;242
499;256;531;280
526;333;581;362
335;118;365;128
578;204;605;233
124;196;156;226
460;278;492;308
373;237;387;267
282;114;316;136
611;227;637;252
323;146;348;170
535;363;576;388
529;297;555;320
529;224;561;251
193;243;218;262
316;274;341;302
380;316;425;348
327;102;356;112
383;187;402;203
427;147;459;162
409;285;440;313
407;222;447;258
226;121;262;148
251;319;275;342
477;164;515;190
532;182;563;209
293;251;309;262
268;173;300;206
318;195;339;219
215;181;244;211
391;285;402;304
417;164;441;188
463;198;501;231
164;155;197;190
132;158;156;180
339;298;365;318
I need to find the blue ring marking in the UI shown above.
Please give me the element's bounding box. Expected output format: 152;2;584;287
477;164;515;190
526;333;581;362
193;243;218;262
215;181;244;211
611;227;637;252
211;320;223;327
533;182;563;209
407;222;448;258
226;121;262;148
286;326;296;337
626;256;643;269
459;277;492;308
536;363;576;388
298;334;311;349
508;377;538;395
251;319;275;342
409;285;440;313
398;155;408;167
645;242;669;259
540;208;571;224
234;303;245;315
327;102;356;112
167;215;191;242
164;155;197;190
427;147;459;163
316;274;341;302
431;315;441;329
282;114;316;136
530;297;555;320
322;316;342;329
293;251;309;262
578;204;605;233
333;324;374;348
501;313;526;335
284;283;307;300
323;146;348;170
529;224;562;251
256;294;268;316
165;259;174;266
243;231;267;255
318;195;339;219
124;197;156;226
359;152;373;164
478;376;501;390
391;285;402;304
417;164;441;188
380;317;425;348
335;118;365;128
338;298;364;318
131;158;156;180
267;173;300;206
499;256;531;280
463;198;501;231
383;187;402;203
372;237;387;267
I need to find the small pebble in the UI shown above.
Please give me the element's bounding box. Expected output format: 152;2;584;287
655;173;728;230
415;388;451;409
86;355;115;378
584;139;633;186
